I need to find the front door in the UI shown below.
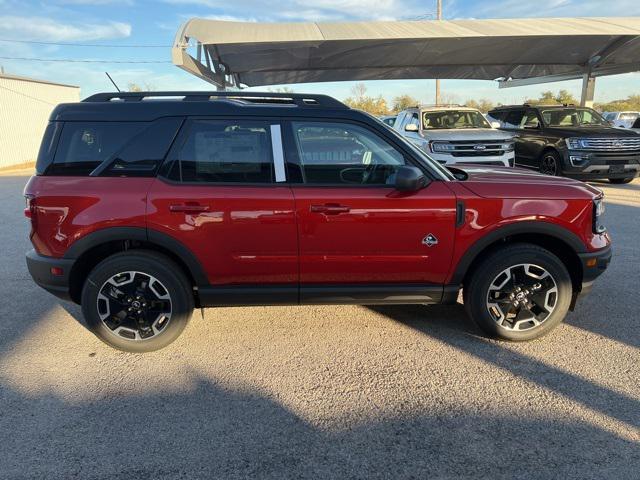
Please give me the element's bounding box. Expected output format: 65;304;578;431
147;118;298;304
284;120;457;304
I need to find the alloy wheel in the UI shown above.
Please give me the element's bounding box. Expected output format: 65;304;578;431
486;263;558;331
540;155;558;175
96;271;172;341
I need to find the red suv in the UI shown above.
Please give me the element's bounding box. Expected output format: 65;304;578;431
25;92;612;352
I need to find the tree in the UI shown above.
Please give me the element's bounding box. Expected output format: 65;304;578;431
525;90;578;106
594;94;640;112
127;82;155;92
464;98;495;112
267;86;295;93
392;94;419;112
343;83;390;116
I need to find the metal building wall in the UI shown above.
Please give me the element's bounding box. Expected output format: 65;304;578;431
0;75;79;169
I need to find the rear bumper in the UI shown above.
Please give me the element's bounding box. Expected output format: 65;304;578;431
577;245;612;296
26;249;74;301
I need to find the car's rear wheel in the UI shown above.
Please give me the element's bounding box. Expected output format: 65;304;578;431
539;151;561;176
608;177;634;184
463;244;572;341
81;250;194;352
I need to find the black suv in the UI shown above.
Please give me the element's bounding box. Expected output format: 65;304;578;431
488;105;640;184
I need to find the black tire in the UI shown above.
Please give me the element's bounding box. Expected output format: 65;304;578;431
463;243;572;341
539;150;561;176
81;250;194;352
608;177;634;184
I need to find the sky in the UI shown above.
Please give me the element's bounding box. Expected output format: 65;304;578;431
1;0;639;105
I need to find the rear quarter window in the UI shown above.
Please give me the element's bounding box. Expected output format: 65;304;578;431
47;118;182;176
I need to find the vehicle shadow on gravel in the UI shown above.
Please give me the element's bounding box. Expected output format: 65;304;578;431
368;304;640;431
0;368;638;479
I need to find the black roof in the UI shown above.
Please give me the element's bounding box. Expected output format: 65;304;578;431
51;91;352;122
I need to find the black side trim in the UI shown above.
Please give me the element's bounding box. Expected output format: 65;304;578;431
147;230;209;286
63;227;209;287
300;284;443;305
455;200;465;228
64;227;147;258
26;249;75;301
578;245;612;284
450;221;587;285
198;285;298;307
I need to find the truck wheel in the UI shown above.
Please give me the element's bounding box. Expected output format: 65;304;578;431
81;250;194;352
463;244;572;341
608;177;634;184
539;150;561;176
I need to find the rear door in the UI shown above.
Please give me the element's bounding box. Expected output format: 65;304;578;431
284;119;457;304
147;118;298;304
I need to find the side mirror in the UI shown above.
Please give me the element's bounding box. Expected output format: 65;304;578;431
405;123;419;132
490;121;501;129
394;166;429;192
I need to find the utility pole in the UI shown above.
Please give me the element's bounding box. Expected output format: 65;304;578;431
435;0;442;105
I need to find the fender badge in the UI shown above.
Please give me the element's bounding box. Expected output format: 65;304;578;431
422;234;438;247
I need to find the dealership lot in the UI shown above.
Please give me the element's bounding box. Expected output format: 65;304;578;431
0;171;638;479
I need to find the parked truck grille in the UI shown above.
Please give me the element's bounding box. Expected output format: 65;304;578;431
580;138;640;151
447;140;506;157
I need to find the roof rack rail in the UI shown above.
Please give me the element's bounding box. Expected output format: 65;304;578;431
82;91;348;109
492;103;531;109
417;103;465;108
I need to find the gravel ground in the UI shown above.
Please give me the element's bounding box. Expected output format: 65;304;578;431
0;172;638;479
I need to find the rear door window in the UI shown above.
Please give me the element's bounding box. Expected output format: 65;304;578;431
176;119;275;183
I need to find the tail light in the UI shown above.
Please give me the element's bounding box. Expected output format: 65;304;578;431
24;194;37;231
593;198;606;234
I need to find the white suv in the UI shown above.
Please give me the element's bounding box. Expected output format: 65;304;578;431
393;106;515;167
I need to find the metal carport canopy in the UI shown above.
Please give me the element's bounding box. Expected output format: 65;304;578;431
172;16;640;97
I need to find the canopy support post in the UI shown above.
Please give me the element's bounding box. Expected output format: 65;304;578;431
580;73;595;108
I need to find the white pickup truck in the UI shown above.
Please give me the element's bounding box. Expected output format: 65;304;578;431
393;105;515;167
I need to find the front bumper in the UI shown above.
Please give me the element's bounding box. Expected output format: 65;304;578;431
26;249;75;301
577;245;612;296
562;150;640;179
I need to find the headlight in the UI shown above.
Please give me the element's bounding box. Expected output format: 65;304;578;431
593;198;606;233
504;142;515;152
430;142;456;153
566;137;584;149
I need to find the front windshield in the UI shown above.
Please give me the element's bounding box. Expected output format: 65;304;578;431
541;108;607;127
422;110;491;129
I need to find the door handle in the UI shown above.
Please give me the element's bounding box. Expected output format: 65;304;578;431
310;204;350;215
169;204;210;213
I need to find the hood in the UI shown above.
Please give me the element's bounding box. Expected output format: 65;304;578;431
545;126;640;137
422;128;513;141
451;165;602;200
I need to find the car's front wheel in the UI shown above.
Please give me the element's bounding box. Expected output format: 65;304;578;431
81;250;194;352
463;244;572;341
539;150;561;176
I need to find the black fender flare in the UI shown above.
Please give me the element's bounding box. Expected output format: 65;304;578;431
64;226;209;287
450;220;586;285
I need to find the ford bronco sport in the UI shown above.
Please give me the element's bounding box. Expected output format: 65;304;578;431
25;92;612;352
